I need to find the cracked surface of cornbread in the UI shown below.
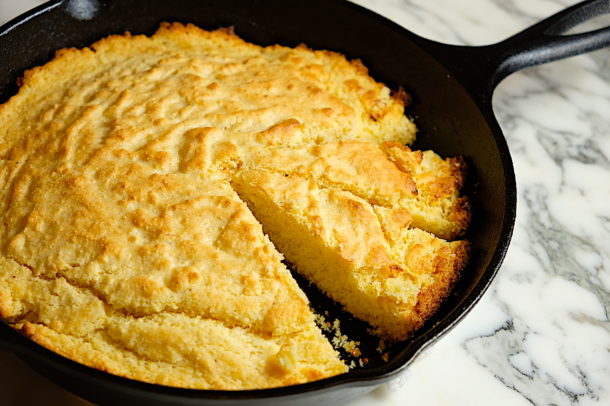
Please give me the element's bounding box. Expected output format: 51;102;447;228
0;22;467;389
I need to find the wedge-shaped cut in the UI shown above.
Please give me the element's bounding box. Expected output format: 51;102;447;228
244;140;469;240
233;169;468;341
373;206;469;323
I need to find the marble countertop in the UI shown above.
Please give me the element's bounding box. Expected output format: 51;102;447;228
1;0;609;405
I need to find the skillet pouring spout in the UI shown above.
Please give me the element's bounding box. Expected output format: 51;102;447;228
418;0;610;100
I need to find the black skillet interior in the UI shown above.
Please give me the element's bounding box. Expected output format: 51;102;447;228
0;0;608;405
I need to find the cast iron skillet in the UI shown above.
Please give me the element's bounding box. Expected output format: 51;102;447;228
0;0;609;404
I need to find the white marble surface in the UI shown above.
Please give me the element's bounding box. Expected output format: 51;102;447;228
1;0;609;405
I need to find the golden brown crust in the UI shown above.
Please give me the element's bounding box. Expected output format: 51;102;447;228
412;240;469;329
19;317;347;390
0;21;468;388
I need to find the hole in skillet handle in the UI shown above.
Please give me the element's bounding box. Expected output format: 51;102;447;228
562;13;610;34
542;0;610;36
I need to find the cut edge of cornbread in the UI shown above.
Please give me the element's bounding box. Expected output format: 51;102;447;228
373;205;469;333
243;139;470;241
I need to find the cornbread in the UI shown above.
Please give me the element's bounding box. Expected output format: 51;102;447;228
0;22;468;389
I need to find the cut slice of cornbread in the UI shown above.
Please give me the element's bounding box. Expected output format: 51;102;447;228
16;319;342;390
233;169;468;341
244;139;469;240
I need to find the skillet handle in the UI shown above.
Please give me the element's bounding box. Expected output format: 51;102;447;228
489;0;610;82
423;0;610;99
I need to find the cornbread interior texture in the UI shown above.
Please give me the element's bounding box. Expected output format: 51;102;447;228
0;23;469;389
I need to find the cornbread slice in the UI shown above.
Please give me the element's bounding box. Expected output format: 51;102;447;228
244;140;469;240
373;206;469;322
233;170;468;341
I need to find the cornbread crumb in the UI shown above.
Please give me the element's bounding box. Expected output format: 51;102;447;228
376;339;387;353
314;313;362;369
